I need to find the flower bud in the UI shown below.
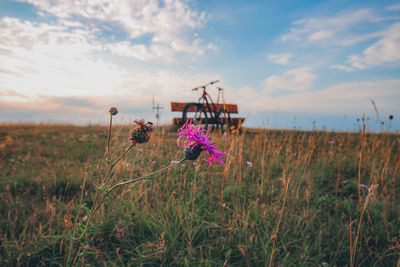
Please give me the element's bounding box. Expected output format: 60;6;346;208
130;120;153;145
109;107;118;116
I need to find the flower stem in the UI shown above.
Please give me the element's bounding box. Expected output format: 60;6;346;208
107;114;113;157
66;171;88;266
91;144;133;220
103;144;134;186
79;158;185;240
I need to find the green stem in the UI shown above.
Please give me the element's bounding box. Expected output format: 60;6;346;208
107;114;113;157
92;144;133;215
66;171;88;266
104;144;134;186
79;158;185;240
77;172;88;220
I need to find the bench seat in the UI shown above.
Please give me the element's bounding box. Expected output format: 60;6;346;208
171;102;238;113
172;117;245;126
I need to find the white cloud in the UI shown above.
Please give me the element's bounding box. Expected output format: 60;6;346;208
275;79;400;113
0;17;216;104
308;30;334;41
347;22;400;69
16;0;208;60
104;41;174;62
386;3;400;11
263;68;316;93
281;8;378;45
330;65;354;72
229;79;400;116
206;43;218;51
267;53;292;65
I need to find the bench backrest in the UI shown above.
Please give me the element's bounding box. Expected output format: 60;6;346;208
171;102;238;113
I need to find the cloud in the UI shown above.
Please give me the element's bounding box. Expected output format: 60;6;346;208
229;79;400;117
330;65;354;72
0;10;219;125
308;30;334;41
347;22;400;69
0;69;218;124
0;15;221;124
16;0;211;60
267;53;292;65
104;41;175;62
263;68;316;93
386;3;400;12
275;79;400;114
0;15;219;101
281;8;380;45
281;7;400;72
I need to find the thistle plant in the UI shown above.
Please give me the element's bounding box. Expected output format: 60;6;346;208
66;111;225;266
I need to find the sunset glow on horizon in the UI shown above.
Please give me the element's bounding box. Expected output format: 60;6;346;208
1;0;399;131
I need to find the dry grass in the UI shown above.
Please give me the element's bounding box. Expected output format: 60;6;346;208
0;123;399;266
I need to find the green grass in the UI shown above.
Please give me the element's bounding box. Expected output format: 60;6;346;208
0;124;399;266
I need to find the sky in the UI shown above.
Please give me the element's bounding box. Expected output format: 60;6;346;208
0;0;399;131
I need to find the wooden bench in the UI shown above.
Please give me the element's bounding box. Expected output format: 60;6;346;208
171;102;245;127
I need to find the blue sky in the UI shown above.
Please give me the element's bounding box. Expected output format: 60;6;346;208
0;0;399;131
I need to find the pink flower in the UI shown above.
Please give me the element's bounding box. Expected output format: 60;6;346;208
177;119;226;166
246;161;253;168
360;184;368;188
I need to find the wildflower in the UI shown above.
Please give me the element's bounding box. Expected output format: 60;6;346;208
130;120;153;145
246;161;253;168
109;107;118;116
360;184;368;188
177;119;226;166
328;140;335;144
170;161;180;164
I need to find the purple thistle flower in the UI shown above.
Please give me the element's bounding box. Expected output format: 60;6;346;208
177;119;226;166
360;184;368;188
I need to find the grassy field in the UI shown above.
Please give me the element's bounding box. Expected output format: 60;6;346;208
0;123;399;266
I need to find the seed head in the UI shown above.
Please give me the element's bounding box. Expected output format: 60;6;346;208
130;120;153;145
109;107;118;116
183;144;203;160
389;115;394;120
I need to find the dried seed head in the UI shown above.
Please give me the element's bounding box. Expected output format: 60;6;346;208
130;119;153;145
389;115;394;120
183;144;202;160
109;107;118;116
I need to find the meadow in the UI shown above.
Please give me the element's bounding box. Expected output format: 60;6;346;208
0;123;399;266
